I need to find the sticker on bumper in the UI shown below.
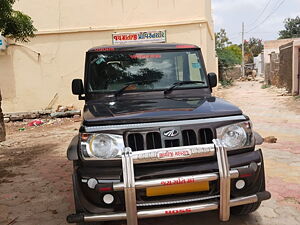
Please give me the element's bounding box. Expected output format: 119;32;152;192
158;149;192;159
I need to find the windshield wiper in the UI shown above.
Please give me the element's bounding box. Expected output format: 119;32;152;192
115;79;158;97
164;81;205;95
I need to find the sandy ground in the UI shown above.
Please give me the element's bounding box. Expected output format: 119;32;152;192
0;80;299;225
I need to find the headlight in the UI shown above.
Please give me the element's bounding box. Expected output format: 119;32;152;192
81;133;124;159
216;121;254;150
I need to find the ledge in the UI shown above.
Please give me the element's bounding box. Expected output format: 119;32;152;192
35;18;214;40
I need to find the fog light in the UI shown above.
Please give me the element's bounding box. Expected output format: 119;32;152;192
87;178;98;189
235;179;246;190
103;194;114;204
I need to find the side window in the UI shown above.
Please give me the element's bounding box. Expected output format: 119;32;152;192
188;53;202;81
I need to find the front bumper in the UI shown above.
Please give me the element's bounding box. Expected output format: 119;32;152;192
67;140;270;224
68;192;270;223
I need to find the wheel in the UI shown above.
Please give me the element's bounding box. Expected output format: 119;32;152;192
231;201;261;215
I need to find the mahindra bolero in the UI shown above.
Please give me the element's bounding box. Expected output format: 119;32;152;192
66;43;270;225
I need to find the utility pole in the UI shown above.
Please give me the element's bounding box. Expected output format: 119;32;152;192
241;22;245;77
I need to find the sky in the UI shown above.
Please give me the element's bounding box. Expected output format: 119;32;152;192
212;0;300;44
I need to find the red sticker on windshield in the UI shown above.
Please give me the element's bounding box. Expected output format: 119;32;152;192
130;54;161;59
94;48;115;52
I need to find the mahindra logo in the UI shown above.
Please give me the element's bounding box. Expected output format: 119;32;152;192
163;129;179;137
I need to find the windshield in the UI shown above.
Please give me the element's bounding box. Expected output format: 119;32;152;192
87;50;208;93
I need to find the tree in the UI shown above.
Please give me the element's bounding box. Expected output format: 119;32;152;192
0;0;37;42
215;29;232;50
243;38;263;63
0;0;36;142
278;16;300;39
226;45;242;62
215;29;241;81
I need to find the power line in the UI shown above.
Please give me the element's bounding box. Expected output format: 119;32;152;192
247;0;285;32
248;0;272;26
246;0;286;33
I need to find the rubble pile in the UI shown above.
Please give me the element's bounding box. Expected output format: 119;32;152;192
3;105;81;123
237;75;257;82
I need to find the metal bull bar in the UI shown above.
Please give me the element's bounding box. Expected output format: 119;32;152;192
67;139;271;224
120;139;230;224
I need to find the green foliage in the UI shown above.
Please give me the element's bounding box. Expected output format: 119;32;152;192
0;0;36;42
261;84;271;89
279;16;300;39
217;47;241;73
226;45;242;62
215;29;241;79
243;37;263;63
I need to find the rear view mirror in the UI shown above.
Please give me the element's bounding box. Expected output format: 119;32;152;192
208;73;217;88
72;79;84;100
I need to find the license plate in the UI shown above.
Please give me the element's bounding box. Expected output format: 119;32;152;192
146;181;209;197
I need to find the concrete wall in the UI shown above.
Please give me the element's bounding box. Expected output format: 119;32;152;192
292;41;300;95
254;53;263;76
0;0;217;113
265;52;279;86
279;42;293;92
263;39;300;95
224;66;241;80
264;38;300;64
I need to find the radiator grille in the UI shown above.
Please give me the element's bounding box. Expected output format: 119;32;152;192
127;128;214;151
199;128;214;144
146;132;162;149
128;133;144;151
165;139;180;148
182;130;197;146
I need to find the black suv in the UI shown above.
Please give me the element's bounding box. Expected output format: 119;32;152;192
67;43;270;225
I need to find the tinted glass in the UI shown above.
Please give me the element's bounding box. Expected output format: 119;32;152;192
87;50;207;93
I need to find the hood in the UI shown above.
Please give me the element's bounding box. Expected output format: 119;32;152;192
82;97;243;126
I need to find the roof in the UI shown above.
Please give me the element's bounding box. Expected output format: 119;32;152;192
87;43;200;52
264;38;300;49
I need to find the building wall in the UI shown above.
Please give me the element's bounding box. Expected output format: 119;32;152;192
279;42;293;92
0;0;217;113
263;38;300;64
265;52;280;86
263;38;300;95
224;66;242;80
292;41;300;95
254;53;263;76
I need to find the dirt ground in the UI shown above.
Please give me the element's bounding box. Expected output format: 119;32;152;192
0;80;299;225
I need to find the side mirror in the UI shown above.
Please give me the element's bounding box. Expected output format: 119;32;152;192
72;79;84;100
208;73;217;88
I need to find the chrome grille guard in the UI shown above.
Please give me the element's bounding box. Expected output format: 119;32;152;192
67;139;271;224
